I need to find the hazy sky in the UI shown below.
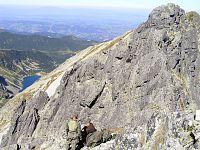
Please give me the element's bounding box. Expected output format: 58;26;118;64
0;0;199;11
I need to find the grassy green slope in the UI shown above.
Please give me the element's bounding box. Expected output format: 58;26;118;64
0;50;56;74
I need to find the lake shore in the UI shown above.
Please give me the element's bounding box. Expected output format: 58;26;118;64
19;75;41;92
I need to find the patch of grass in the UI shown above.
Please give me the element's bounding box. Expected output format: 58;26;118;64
43;72;62;91
0;66;22;88
79;31;131;62
139;131;146;147
145;103;161;111
172;72;194;111
0;99;7;108
12;90;35;105
172;72;189;96
102;31;131;52
107;128;124;134
151;123;167;150
179;98;185;111
186;11;200;23
0;118;7;128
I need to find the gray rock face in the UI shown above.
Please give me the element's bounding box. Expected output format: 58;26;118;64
1;91;49;148
1;3;200;149
0;84;13;100
107;111;200;149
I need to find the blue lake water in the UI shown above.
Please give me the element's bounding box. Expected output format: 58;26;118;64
0;76;7;86
20;75;40;92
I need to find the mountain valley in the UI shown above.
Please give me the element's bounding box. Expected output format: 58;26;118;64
0;31;95;107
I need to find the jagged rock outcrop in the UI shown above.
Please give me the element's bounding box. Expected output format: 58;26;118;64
1;91;49;148
1;3;200;149
0;84;13;100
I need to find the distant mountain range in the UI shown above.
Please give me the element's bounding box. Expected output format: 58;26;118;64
0;6;149;41
0;31;96;51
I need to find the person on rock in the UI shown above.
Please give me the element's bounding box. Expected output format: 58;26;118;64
83;118;97;135
82;118;97;146
66;114;82;150
81;118;112;148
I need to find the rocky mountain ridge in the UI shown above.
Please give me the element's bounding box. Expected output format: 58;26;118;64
0;3;200;149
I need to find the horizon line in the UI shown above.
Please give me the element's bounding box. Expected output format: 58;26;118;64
0;4;199;12
0;4;153;10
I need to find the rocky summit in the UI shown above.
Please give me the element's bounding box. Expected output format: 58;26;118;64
1;3;200;150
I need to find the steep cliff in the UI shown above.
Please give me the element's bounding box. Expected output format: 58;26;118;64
1;3;200;149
